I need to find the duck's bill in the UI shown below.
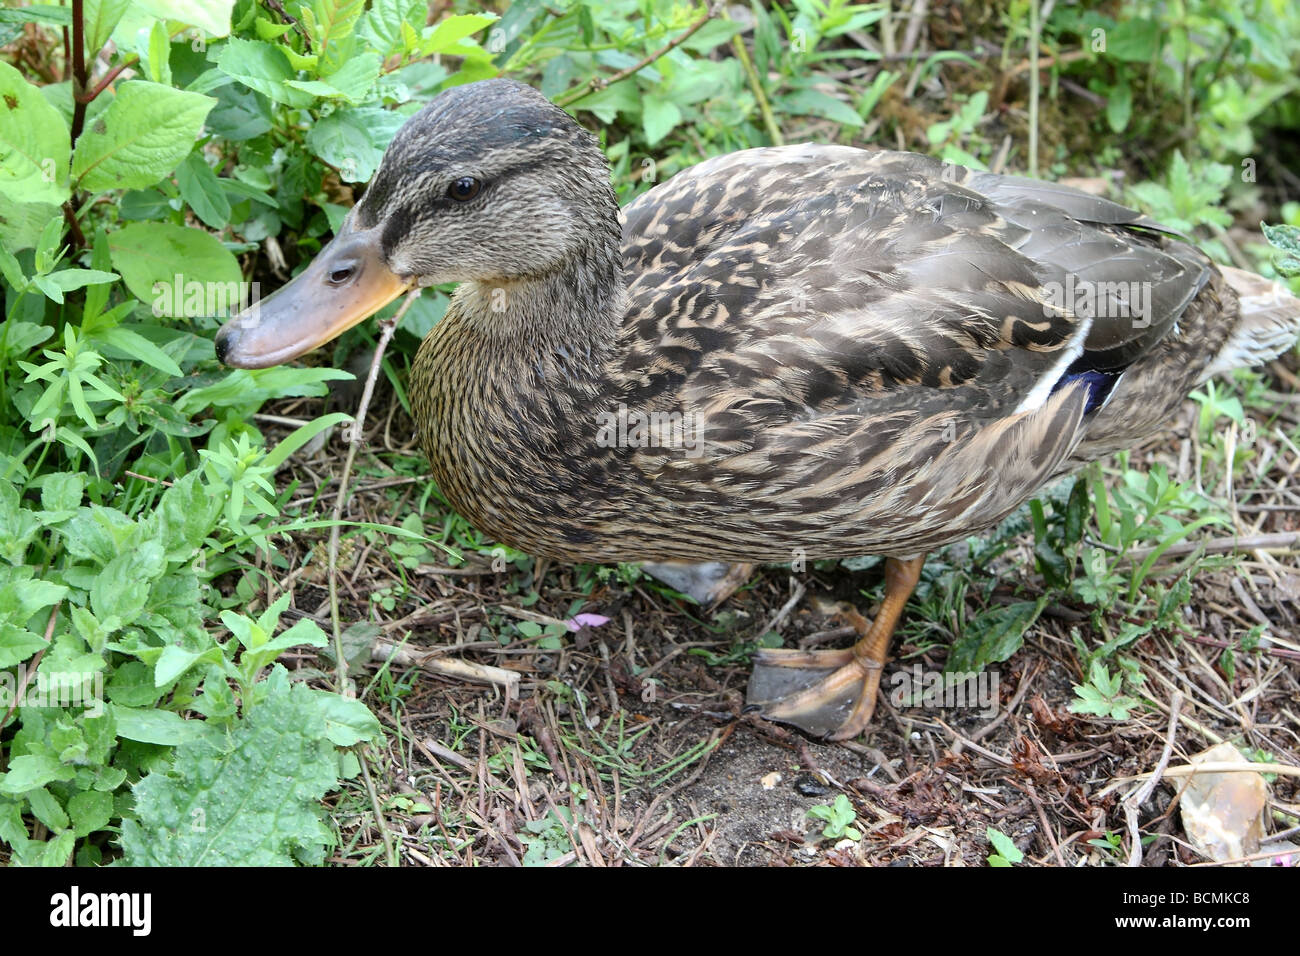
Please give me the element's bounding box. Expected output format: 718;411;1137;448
214;217;411;369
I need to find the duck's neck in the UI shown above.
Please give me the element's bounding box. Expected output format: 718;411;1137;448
442;229;627;391
410;225;629;545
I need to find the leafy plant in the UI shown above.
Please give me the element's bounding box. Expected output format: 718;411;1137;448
986;826;1024;866
807;793;862;841
1069;660;1143;720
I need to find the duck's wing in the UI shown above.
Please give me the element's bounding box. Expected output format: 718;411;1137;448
609;146;1218;553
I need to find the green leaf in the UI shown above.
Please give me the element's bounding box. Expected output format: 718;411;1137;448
138;19;174;86
986;826;1023;865
0;60;72;206
0;5;72;28
30;268;119;304
106;221;241;307
0;201;62;253
27;786;70;831
946;599;1046;672
285;52;380;104
68;789;113;838
0;754;76;794
261;412;352;469
153;472;223;560
175;366;351;415
176;150;231;228
0;626;47;668
83;0;131;58
1106;78;1132;133
311;690;383;746
216;37;314;108
641;97;681;146
40;472;86;514
154;644;206;687
300;0;366;77
779;88;864;127
359;0;423;58
71;81;216;193
1104;18;1161;62
119;675;339;865
111;704;206;745
93;326;185;377
126;0;235;38
305;106;404;182
1262;222;1300;278
90;541;166;626
0;482;43;565
421;13;497;54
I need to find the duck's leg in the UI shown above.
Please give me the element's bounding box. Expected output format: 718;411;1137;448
747;555;925;740
641;561;755;609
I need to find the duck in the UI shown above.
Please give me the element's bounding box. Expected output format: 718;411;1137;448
215;78;1300;740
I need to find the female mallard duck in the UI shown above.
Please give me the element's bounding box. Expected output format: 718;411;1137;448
216;78;1300;740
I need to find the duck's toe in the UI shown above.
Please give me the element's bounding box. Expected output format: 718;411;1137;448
747;648;881;739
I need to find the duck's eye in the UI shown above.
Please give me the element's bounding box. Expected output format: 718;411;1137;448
448;177;482;201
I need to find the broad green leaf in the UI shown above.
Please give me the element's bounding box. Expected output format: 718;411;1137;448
39;472;85;515
1105;18;1162;62
641;97;681;146
359;0;423;57
421;12;497;55
204;83;273;141
1262;222;1300;277
111;704;206;745
176;150;231;228
946;599;1047;673
285;52;380;104
126;0;235;38
137;19;174;85
90;541;166;626
0;60;72;206
312;690;383;746
0;5;72;28
30;268;119;305
1106;79;1132;133
154;644;206;687
0;482;43;565
175;366;351;415
216;37;314;108
120;675;338;865
83;0;131;57
300;0;366;77
27;787;69;831
0;625;47;668
107;221;241;308
780;88;864;127
94;327;185;377
986;827;1024;865
0;755;76;794
153;473;223;560
305;106;404;182
71;81;216;192
0;201;62;253
57;504;138;566
68;790;113;838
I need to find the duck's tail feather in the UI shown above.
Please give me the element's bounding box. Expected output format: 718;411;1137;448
1200;266;1300;381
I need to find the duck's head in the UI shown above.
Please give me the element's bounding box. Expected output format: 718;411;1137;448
215;78;617;368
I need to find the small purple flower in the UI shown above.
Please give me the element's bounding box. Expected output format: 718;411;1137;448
565;613;611;632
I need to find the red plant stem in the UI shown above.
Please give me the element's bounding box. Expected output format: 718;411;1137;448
75;57;135;103
69;0;88;144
